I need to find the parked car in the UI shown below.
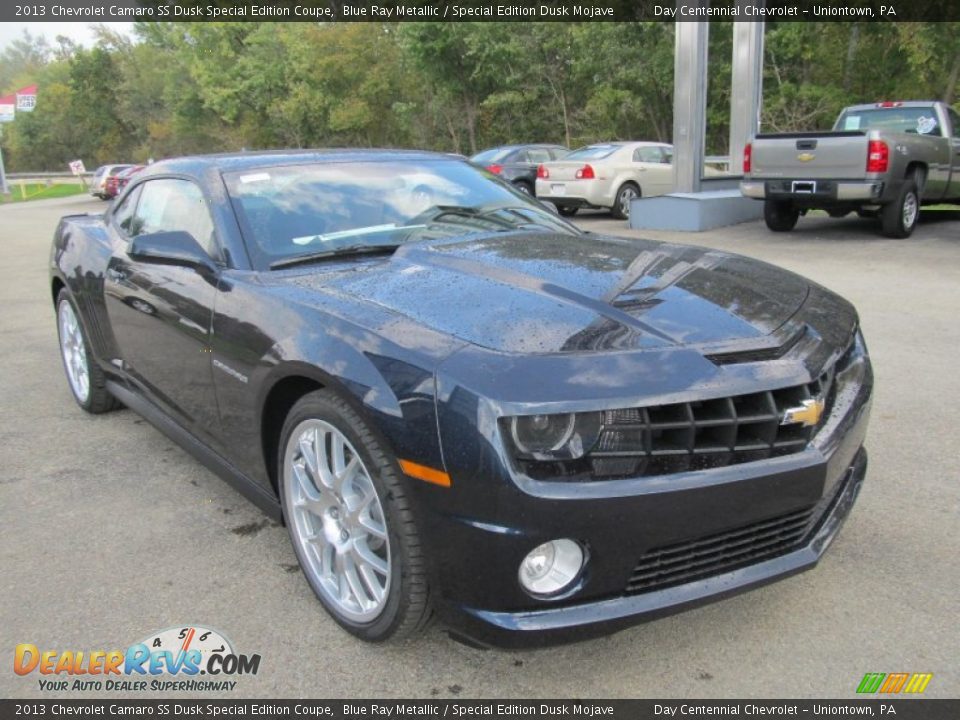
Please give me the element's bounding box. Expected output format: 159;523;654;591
741;101;960;237
90;164;133;200
52;150;872;647
470;144;569;195
536;141;674;219
105;165;144;199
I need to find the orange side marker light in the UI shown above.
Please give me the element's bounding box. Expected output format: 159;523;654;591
399;459;451;488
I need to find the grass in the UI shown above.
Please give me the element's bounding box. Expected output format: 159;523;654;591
0;182;87;204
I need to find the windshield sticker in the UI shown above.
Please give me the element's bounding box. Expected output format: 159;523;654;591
239;172;271;184
843;116;861;130
916;116;938;135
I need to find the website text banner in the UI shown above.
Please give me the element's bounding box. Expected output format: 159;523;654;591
5;0;960;23
2;700;960;719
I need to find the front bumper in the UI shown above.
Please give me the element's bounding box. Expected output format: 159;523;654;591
741;179;885;203
440;447;867;648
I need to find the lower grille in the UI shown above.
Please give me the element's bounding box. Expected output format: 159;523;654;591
625;506;815;595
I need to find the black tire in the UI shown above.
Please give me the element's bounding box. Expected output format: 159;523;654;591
880;177;920;238
56;289;121;414
611;182;641;220
556;205;578;217
512;180;533;196
763;200;800;232
278;389;432;642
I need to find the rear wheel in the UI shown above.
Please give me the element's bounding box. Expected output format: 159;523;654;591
556;205;578;217
880;177;920;238
763;200;800;232
611;183;640;220
279;389;431;642
56;290;120;414
513;181;533;195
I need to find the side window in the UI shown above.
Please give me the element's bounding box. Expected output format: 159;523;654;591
111;185;143;238
133;179;219;260
508;150;528;164
633;147;664;163
526;148;551;164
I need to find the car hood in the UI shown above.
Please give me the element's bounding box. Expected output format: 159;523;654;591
285;232;811;355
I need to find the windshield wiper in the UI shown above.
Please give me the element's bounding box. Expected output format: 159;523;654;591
270;244;401;270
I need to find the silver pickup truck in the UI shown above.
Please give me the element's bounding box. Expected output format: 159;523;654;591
741;101;960;237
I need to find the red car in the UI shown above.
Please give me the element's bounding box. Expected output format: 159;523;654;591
105;165;144;199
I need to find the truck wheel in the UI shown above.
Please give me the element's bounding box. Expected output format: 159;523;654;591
763;200;800;232
880;178;919;238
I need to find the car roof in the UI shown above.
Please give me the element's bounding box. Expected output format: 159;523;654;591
143;149;458;178
842;100;939;112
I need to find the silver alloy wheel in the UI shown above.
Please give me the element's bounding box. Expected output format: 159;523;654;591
283;419;391;623
58;300;90;403
618;186;639;217
902;191;918;230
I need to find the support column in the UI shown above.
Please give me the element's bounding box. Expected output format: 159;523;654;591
672;19;709;193
729;18;765;176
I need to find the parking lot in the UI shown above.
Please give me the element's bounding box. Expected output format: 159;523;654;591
1;194;958;699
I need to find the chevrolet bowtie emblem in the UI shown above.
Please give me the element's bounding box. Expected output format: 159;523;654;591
797;152;815;162
782;398;825;427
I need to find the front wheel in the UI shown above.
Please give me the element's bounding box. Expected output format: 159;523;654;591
880;178;920;238
611;183;640;220
56;290;120;413
763;200;800;232
279;389;431;642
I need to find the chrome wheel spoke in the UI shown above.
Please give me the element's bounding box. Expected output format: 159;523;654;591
352;540;389;576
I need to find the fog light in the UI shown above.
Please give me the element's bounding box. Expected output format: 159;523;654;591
518;539;584;597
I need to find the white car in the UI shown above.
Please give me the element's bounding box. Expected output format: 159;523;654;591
90;164;133;200
535;142;673;219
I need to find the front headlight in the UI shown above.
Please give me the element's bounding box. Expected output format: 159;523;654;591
505;412;602;460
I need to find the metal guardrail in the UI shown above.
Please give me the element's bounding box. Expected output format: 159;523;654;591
8;172;93;179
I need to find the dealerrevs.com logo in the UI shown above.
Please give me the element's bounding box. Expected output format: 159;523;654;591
14;625;261;692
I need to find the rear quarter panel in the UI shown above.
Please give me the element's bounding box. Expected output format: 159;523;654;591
51;214;120;363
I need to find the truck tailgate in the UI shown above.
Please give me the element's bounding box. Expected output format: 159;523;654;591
751;132;868;180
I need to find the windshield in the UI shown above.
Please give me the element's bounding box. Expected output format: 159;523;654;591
224;159;580;270
565;144;622;161
835;107;943;136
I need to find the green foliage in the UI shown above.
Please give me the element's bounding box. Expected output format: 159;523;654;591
0;21;957;172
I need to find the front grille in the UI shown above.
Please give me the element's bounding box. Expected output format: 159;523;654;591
625;505;815;595
586;367;836;479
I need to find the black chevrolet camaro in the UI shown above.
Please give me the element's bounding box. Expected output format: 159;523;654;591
50;150;872;647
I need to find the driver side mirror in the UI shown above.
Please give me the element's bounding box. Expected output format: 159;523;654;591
128;231;217;275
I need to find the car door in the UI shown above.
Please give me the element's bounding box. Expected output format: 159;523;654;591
632;146;673;197
103;177;222;438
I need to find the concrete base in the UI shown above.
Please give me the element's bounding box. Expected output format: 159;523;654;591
629;189;763;232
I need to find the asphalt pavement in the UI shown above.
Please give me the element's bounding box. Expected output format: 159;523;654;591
1;195;957;699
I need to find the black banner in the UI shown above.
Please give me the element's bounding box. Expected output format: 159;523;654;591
4;0;960;23
2;700;960;719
